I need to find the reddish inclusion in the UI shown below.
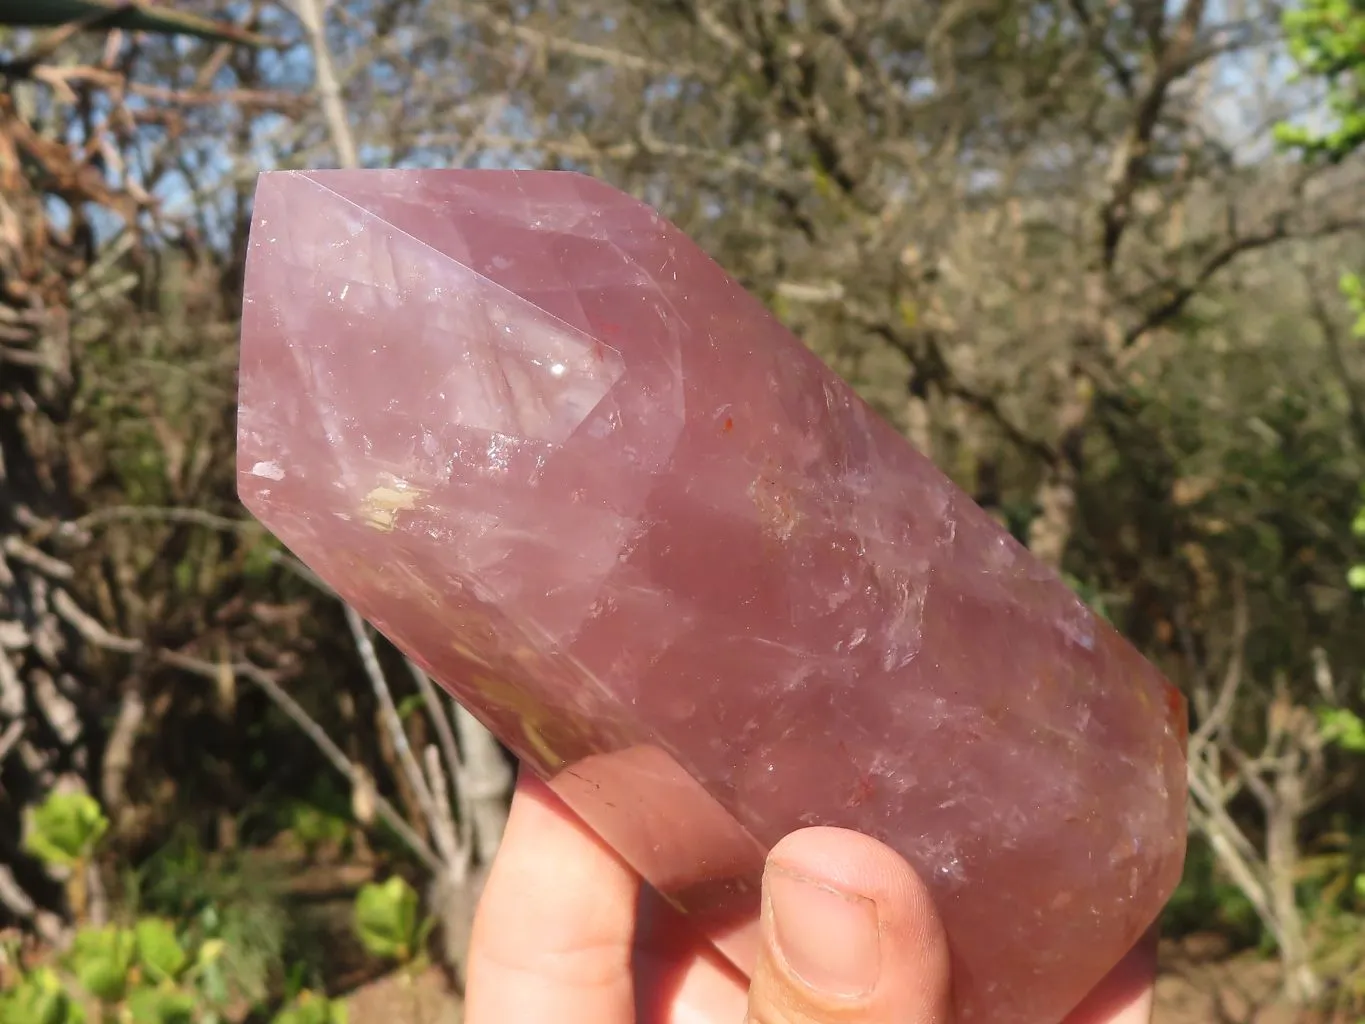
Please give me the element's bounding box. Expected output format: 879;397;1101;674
237;169;1188;1024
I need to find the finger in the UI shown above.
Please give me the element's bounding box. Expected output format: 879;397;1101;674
1063;923;1159;1024
464;771;639;1024
745;827;954;1024
634;888;748;1024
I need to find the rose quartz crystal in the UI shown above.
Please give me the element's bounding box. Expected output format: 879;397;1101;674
237;169;1187;1023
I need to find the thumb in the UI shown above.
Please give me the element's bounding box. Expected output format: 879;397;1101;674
746;827;955;1024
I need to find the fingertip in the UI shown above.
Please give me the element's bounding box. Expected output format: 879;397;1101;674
768;826;950;965
749;827;955;1024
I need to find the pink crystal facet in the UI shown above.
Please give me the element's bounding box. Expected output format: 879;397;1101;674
237;169;1187;1024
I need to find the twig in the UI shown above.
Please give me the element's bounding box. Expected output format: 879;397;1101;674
31;670;80;746
0;646;24;718
423;745;468;877
161;649;440;872
451;703;512;864
101;684;146;813
266;544;512;862
0;720;23;767
344;606;441;838
2;536;73;580
51;589;141;654
406;659;469;848
0;865;66;945
1189;575;1248;754
471;8;685;76
1187;795;1281;945
424;743;479;984
1301;260;1365;450
292;0;360;169
65;504;260;537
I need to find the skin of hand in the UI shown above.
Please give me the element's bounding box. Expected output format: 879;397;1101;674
465;772;1161;1024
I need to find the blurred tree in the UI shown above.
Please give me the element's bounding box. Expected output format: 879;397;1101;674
1278;0;1365;162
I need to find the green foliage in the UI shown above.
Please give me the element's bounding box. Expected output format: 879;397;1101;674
135;918;189;983
59;918;205;1014
1319;707;1365;752
270;991;348;1024
23;792;108;869
0;967;86;1024
352;877;426;964
125;986;196;1024
1277;0;1365;160
1163;837;1265;945
132;829;291;1010
67;924;137;1002
8;786;347;1019
1301;694;1365;995
1343;272;1365;336
22;914;243;1021
287;802;351;859
3;902;324;1022
6;794;350;1020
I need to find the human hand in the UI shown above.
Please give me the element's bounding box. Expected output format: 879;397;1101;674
465;771;1160;1024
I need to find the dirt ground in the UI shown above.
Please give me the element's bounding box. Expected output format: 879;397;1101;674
344;966;464;1023
340;934;1309;1024
1154;935;1293;1024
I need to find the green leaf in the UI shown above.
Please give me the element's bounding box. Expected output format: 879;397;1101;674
0;967;85;1024
196;938;226;969
270;990;348;1024
1348;563;1365;590
289;802;349;850
23;792;108;868
0;0;272;46
127;986;196;1024
1277;0;1365;160
242;535;282;580
1317;707;1365;752
67;924;136;1004
353;876;421;962
134;917;188;981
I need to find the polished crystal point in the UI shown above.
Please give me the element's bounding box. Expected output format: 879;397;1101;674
237;169;1187;1024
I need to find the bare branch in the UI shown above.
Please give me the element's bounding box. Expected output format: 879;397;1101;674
406;659;468;845
2;536;73;581
451;703;512;865
423;744;469;878
0;719;23;767
344;605;442;841
1189;575;1249;755
161;649;441;873
0;865;67;945
291;0;360;169
51;590;141;654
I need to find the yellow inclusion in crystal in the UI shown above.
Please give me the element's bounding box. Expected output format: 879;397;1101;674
360;476;424;532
